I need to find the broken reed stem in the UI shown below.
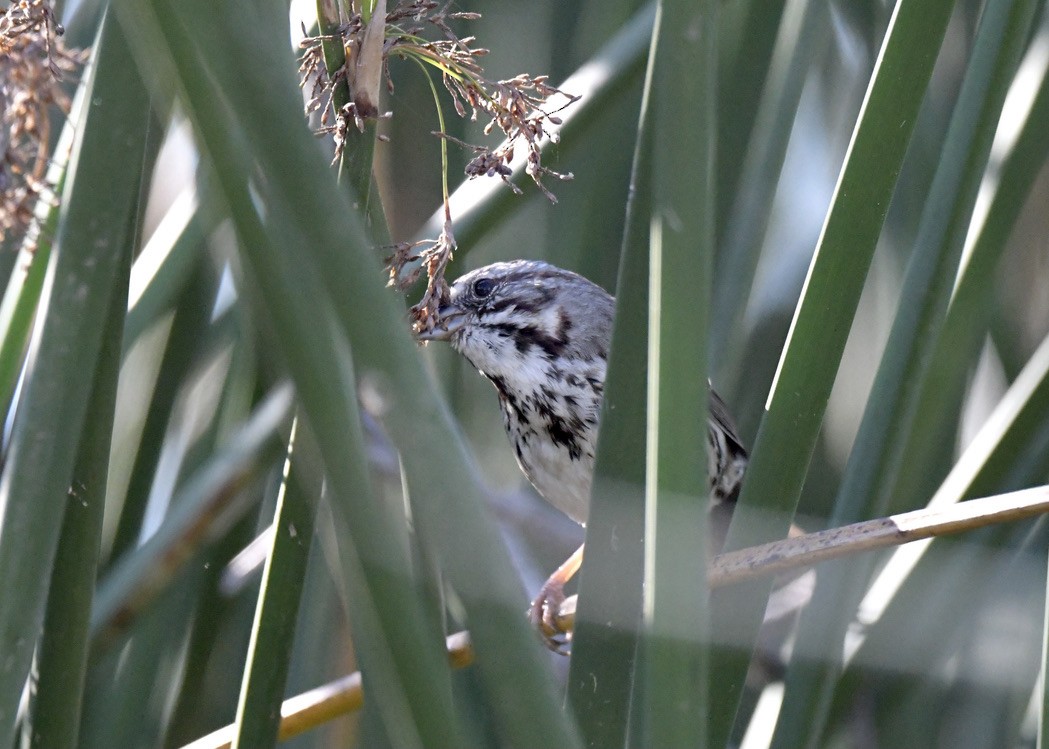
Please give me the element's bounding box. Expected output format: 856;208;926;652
180;484;1049;749
709;484;1049;586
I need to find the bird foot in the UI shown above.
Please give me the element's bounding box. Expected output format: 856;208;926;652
528;578;572;655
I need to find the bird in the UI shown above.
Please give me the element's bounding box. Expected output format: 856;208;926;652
416;259;792;653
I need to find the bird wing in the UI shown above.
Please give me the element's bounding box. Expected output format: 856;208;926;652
708;387;747;459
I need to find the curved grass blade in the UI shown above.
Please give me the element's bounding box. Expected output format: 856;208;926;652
110;4;495;744
0;12;151;738
124;187;212;353
111;0;583;742
82;360;259;745
26;223;131;749
91;386;292;649
106;256;220;567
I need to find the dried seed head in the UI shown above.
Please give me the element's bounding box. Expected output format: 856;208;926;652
299;0;578;205
297;2;580;319
1;0;84;242
393;218;456;336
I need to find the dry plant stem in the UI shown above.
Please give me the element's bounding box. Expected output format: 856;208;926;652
556;484;1049;626
180;484;1049;749
351;0;385;117
181;631;476;749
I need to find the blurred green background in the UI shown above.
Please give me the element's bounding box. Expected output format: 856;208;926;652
1;0;1048;746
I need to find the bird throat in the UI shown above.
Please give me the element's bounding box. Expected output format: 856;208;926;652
481;354;604;525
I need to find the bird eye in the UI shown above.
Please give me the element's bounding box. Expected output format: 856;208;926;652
472;277;495;298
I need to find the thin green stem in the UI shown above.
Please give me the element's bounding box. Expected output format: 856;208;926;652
412;56;451;209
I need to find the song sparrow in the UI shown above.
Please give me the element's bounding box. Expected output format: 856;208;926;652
418;260;755;651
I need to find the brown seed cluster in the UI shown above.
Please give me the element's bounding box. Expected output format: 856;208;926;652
298;2;580;332
300;1;576;192
385;216;455;334
1;0;84;242
440;72;576;203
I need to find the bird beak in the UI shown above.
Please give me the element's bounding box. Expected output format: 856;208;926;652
415;306;466;342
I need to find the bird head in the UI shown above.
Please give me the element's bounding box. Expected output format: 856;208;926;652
416;260;614;381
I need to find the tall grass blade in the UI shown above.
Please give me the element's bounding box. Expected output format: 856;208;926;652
0;12;150;737
636;0;715;745
707;0;958;741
